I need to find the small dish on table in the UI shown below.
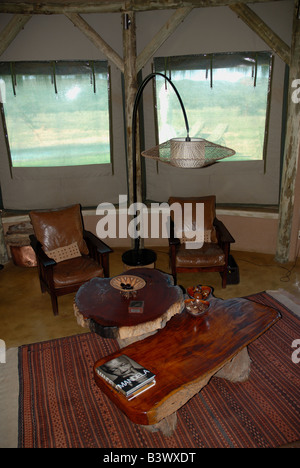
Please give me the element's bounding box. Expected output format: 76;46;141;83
110;275;146;298
184;297;210;316
187;285;212;300
185;284;212;316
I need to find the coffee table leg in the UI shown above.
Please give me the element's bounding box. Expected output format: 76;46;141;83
141;412;178;437
117;330;158;348
215;347;251;382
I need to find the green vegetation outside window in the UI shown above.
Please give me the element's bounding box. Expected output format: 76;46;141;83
154;52;273;161
0;61;111;168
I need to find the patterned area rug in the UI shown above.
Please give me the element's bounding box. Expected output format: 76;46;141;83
18;292;300;448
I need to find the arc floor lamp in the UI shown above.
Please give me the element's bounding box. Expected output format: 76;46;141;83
122;72;235;268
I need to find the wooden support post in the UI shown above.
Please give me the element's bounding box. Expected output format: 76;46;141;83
275;1;300;263
0;14;32;57
122;11;139;210
229;3;291;65
0;213;9;264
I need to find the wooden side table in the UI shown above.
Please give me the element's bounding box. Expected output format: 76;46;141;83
74;268;185;347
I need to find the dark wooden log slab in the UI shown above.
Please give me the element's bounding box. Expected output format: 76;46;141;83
74;268;184;340
93;296;280;432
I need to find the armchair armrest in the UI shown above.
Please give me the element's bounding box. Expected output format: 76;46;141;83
168;218;181;246
83;230;112;278
169;236;181;246
29;234;56;267
213;218;235;244
83;230;113;254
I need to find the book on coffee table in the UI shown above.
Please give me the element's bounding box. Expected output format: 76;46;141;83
126;380;156;401
95;354;156;398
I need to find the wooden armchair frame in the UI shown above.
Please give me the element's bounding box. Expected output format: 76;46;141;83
169;217;235;288
30;230;112;315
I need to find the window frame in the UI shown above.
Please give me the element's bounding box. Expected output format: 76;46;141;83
153;51;273;165
0;60;113;175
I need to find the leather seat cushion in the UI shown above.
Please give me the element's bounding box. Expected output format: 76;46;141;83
53;256;103;288
176;242;225;268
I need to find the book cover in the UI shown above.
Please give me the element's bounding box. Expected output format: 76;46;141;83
96;354;155;397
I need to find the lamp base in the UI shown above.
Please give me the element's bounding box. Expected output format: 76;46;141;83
122;248;157;268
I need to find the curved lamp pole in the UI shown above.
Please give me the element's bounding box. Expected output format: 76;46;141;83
122;72;190;267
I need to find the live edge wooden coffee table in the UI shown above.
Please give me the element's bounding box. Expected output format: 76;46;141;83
74;268;184;347
93;294;280;436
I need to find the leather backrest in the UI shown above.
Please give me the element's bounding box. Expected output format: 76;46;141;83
168;195;217;242
29;204;88;254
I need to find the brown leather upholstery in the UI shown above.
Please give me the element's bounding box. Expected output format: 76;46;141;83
30;204;112;315
51;256;103;288
30;204;89;254
168;195;234;288
175;243;225;268
169;195;218;243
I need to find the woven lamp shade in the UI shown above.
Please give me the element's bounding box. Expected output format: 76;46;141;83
142;137;235;169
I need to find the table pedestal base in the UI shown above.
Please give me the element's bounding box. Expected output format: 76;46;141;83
117;329;158;348
144;348;251;437
215;347;251;382
141;413;178;438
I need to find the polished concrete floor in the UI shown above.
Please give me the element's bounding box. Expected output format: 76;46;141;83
1;247;299;349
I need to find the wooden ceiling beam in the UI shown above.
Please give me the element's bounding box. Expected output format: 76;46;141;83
65;13;124;72
0;14;32;56
0;0;287;15
230;3;291;65
136;6;193;72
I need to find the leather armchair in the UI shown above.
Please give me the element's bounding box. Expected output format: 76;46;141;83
168;195;235;288
29;204;112;315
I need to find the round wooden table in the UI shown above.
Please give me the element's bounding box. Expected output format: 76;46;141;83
74;268;185;347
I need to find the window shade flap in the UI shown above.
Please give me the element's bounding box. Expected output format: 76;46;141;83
11;163;113;180
155;52;272;72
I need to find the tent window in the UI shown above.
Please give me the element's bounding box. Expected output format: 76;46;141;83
0;61;111;168
153;51;273;162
